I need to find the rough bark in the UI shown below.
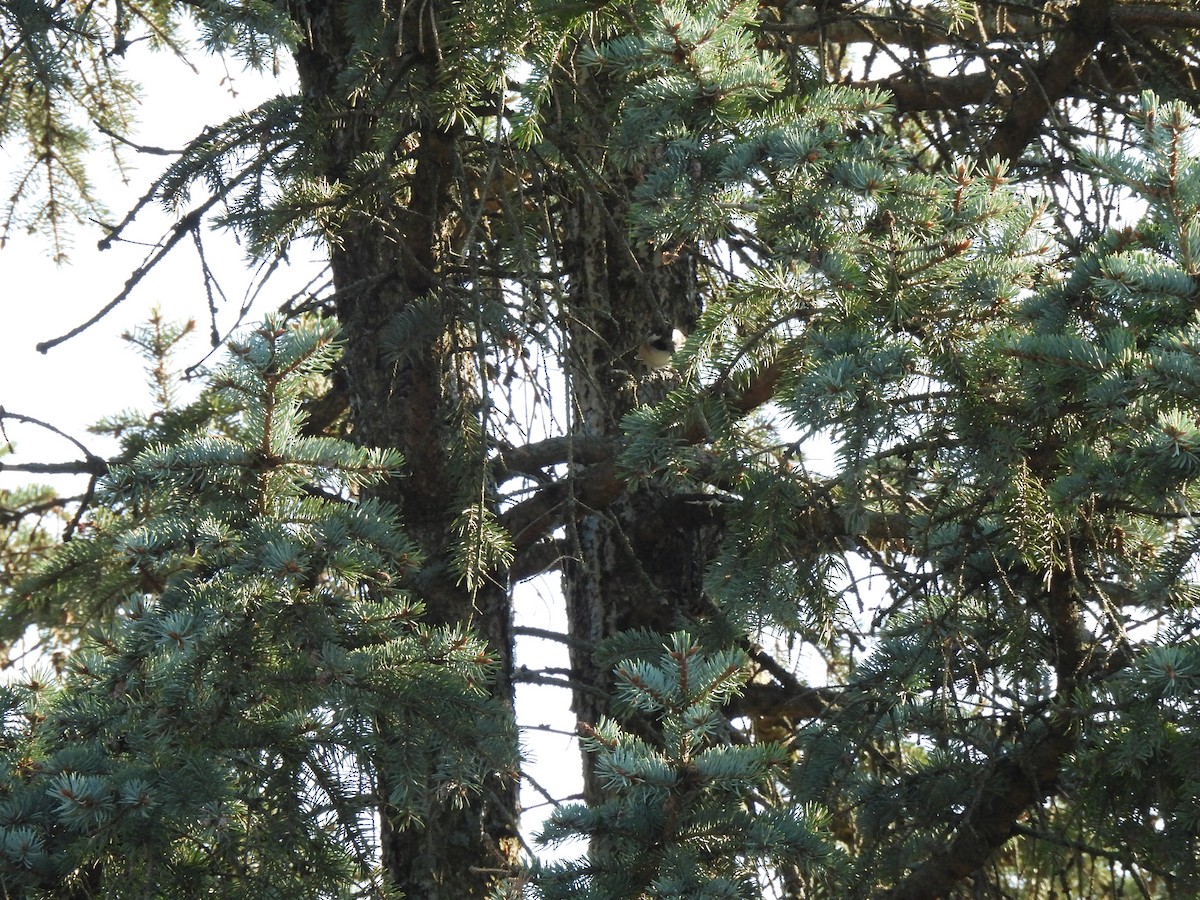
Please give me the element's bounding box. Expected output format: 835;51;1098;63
286;0;519;895
542;56;725;803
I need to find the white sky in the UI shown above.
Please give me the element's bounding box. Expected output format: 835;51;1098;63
1;40;313;489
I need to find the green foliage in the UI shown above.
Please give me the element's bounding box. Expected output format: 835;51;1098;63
0;472;69;652
0;318;512;896
0;0;136;255
8;0;1200;892
598;5;1200;892
0;0;298;258
533;633;837;899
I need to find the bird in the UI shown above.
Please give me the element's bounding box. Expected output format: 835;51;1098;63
637;328;685;370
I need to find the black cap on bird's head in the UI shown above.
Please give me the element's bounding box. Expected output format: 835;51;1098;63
637;328;685;369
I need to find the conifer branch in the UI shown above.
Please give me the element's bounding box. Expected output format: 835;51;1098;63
0;409;108;475
92;122;182;156
882;720;1076;900
884;571;1087;899
1010;823;1176;880
761;1;1200;50
983;0;1118;165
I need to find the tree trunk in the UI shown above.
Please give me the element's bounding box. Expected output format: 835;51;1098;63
287;0;519;895
548;60;721;803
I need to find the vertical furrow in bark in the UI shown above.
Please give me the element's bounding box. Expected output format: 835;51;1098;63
286;0;519;895
549;60;718;803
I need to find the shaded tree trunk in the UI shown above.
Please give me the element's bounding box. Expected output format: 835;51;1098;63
287;0;519;895
547;60;722;803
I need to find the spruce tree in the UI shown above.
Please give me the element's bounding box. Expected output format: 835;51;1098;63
3;317;513;897
2;0;1200;898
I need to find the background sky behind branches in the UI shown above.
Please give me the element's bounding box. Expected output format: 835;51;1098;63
1;40;313;488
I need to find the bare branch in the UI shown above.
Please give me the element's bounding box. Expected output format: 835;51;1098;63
984;0;1118;164
38;206;207;353
0;459;108;476
762;2;1200;50
494;434;618;484
0;408;107;474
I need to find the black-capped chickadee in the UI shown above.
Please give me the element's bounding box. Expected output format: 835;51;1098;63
637;328;685;369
